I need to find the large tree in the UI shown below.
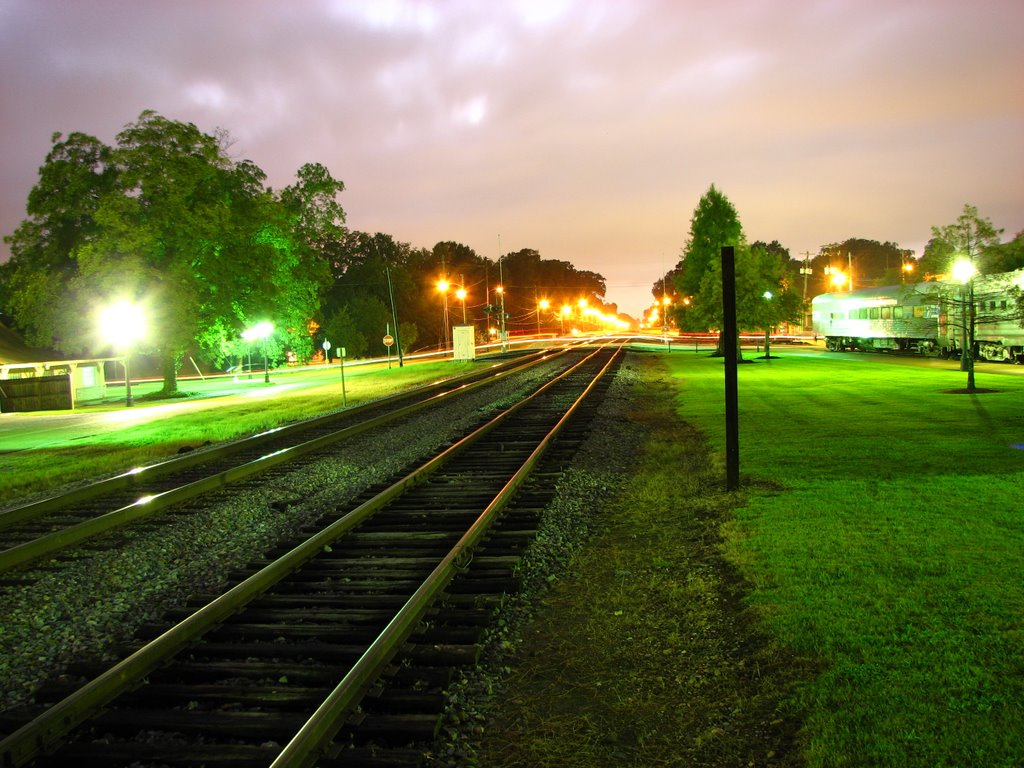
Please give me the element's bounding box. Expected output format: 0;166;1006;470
672;188;802;357
919;204;1003;279
810;238;913;289
673;185;745;348
0;132;116;351
675;184;744;302
926;204;1004;391
1;111;343;392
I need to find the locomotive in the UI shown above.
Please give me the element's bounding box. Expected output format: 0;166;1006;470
811;268;1024;363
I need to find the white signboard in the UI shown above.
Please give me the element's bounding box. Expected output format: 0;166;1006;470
452;324;476;361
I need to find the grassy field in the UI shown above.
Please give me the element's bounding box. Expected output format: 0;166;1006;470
0;360;486;502
672;351;1024;766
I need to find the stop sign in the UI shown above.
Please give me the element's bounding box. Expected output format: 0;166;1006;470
383;334;395;347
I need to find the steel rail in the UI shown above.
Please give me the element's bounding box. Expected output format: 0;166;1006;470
273;343;623;767
0;344;616;768
0;348;559;529
0;347;574;574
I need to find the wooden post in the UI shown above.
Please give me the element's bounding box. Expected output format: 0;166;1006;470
721;246;739;490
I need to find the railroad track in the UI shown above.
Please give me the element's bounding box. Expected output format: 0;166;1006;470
0;348;578;578
0;344;623;767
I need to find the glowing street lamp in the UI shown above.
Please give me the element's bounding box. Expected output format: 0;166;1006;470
242;321;274;383
537;298;550;334
436;278;451;351
829;270;848;290
560;304;571;335
455;285;468;324
495;284;507;352
98;300;146;407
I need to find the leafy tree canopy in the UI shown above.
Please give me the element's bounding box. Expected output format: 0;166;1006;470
1;111;344;391
809;238;913;290
919;204;1004;279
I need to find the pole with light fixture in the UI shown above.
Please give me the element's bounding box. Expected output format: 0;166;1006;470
242;321;274;384
951;258;976;391
98;300;147;407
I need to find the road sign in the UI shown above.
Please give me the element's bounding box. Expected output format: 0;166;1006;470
383;334;395;347
322;339;331;350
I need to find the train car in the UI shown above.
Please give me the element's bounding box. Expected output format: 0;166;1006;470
970;269;1024;362
811;269;1024;362
811;282;944;353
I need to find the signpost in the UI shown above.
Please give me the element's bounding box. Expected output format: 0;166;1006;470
383;330;394;370
322;339;331;363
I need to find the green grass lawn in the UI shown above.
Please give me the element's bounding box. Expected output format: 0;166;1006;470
0;360;487;502
669;351;1024;767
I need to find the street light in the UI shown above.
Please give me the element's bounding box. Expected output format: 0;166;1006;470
537;298;550;334
828;269;848;290
560;304;571;335
242;321;274;383
495;284;507;352
952;258;976;390
455;285;468;324
98;300;146;407
761;291;776;359
436;278;451;351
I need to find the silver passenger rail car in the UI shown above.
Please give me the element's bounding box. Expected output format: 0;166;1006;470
811;268;1024;363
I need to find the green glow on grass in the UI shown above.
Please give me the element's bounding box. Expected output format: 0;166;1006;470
665;351;1024;767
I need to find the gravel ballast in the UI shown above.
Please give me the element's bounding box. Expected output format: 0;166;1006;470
0;357;568;713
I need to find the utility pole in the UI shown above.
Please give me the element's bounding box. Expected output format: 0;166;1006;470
498;235;507;352
384;262;404;367
800;251;812;301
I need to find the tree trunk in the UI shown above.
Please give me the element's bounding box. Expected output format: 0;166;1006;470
711;331;744;361
160;351;180;394
711;330;725;357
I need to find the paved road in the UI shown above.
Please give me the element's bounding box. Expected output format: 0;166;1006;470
0;370;347;452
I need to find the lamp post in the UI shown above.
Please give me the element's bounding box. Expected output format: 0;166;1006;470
496;285;507;352
436;278;451;351
560;305;571;335
242;321;274;384
952;258;976;391
456;285;467;324
98;300;146;407
762;290;775;359
537;298;550;335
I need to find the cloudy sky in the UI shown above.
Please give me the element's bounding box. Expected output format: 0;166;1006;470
2;0;1022;316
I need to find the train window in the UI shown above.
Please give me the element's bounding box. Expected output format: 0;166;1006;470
869;307;880;319
893;306;904;319
913;306;924;318
859;308;868;319
989;301;996;311
881;307;891;319
1001;300;1008;310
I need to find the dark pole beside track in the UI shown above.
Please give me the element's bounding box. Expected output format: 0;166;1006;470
721;246;740;491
